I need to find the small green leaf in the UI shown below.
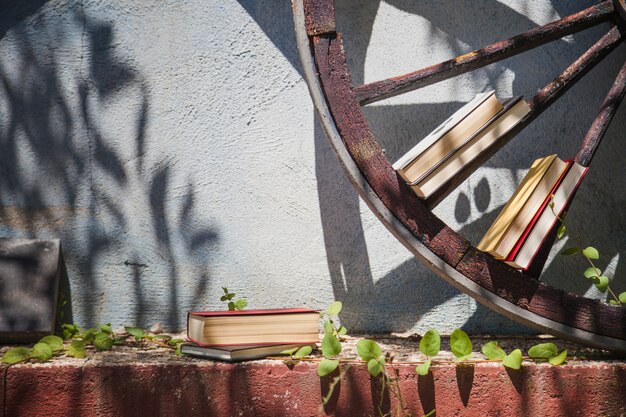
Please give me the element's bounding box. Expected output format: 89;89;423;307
619;292;626;304
32;342;53;361
582;247;600;260
481;341;506;360
593;275;609;293
356;339;382;362
420;329;440;357
318;359;339;377
125;327;145;341
62;323;79;340
113;336;126;345
561;247;580;256
66;340;86;358
584;267;601;279
556;224;566;239
153;335;172;341
326;301;342;316
367;358;384;377
81;327;98;343
321;333;342;358
294;345;313;358
40;335;64;352
94;333;114;350
415;359;431;376
502;349;522;370
175;346;182;356
280;347;299;355
323;320;334;335
219;295;228;301
450;329;472;359
528;342;558;359
338;326;348;336
456;354;472;362
548;200;555;209
609;300;620;305
549;350;567;366
100;323;113;334
222;287;228;293
234;299;247;310
227;301;235;310
2;347;32;364
168;338;185;346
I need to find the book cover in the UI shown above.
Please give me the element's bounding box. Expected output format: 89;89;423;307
397;92;503;183
491;156;569;258
505;162;588;270
477;154;557;254
411;97;530;199
393;91;495;173
180;342;317;362
187;308;320;347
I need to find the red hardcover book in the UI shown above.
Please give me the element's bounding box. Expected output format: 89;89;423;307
505;160;572;261
505;161;588;270
186;308;320;347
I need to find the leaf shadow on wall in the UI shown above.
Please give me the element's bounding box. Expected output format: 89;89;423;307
0;7;219;330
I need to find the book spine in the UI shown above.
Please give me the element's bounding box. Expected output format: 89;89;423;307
505;161;572;261
516;165;589;270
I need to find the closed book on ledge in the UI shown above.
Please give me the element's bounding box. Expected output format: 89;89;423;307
180;342;316;362
187;308;320;347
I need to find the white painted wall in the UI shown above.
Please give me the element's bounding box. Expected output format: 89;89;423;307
0;0;624;333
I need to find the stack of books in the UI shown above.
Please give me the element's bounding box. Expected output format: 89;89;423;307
478;154;588;270
182;308;319;361
393;91;531;199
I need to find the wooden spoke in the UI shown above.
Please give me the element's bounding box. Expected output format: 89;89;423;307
529;26;623;113
353;1;615;105
576;59;626;167
524;57;626;278
420;25;622;208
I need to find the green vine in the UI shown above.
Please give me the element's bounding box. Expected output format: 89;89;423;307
1;323;185;365
550;198;626;305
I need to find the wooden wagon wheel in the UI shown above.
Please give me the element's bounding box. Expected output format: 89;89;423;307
293;0;626;351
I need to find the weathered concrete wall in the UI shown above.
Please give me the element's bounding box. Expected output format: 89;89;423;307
0;0;624;333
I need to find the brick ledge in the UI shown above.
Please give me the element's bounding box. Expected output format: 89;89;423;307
2;337;626;416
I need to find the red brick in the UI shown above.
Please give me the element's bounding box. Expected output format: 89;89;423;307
4;360;626;416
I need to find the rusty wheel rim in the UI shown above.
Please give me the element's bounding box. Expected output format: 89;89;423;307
293;0;626;351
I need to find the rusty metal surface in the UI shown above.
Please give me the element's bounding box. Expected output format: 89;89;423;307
576;59;626;166
302;0;335;36
353;1;615;105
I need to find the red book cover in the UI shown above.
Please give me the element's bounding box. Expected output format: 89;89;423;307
188;307;319;317
186;308;320;347
506;162;588;268
505;161;572;261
